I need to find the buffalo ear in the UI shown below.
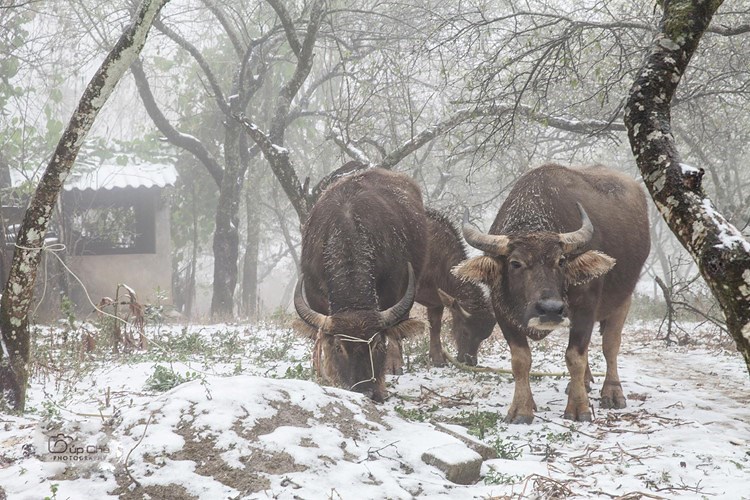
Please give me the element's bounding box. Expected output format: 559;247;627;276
452;256;502;285
385;319;424;340
566;250;616;285
292;318;319;340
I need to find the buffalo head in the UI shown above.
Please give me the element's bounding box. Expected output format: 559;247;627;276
455;204;616;334
294;263;423;401
436;288;495;365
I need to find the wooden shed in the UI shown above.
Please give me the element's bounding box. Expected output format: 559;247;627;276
59;162;178;311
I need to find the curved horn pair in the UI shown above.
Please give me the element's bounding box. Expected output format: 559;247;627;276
462;203;593;255
294;263;417;330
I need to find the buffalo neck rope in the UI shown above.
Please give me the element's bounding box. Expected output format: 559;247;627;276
332;331;380;391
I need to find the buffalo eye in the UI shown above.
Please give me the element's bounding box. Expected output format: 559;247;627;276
509;259;523;270
558;256;567;267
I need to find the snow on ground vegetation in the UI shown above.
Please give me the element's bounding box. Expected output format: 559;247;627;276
0;309;748;499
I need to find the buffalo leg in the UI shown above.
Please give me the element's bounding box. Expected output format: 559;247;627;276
505;339;536;424
600;296;631;409
565;361;594;394
427;306;446;366
564;316;595;422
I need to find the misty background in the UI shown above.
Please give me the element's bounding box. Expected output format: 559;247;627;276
1;0;748;328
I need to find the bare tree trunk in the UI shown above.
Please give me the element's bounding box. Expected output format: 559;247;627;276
624;0;750;374
183;180;199;318
241;183;260;319
0;0;170;411
210;118;242;318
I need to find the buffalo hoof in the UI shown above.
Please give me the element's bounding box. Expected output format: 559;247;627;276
563;411;591;422
600;395;627;409
601;381;626;409
459;354;478;367
504;414;534;425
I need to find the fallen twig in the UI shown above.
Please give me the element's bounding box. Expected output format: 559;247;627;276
125;413;153;489
533;414;599;439
419;384;473;407
590;490;668;499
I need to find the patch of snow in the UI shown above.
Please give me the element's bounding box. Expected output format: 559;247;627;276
1;321;749;498
702;199;750;252
680;162;701;175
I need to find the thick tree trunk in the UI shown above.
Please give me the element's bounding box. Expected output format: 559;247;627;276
0;0;169;412
624;0;750;374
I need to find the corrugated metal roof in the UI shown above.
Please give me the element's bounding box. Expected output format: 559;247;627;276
63;163;178;192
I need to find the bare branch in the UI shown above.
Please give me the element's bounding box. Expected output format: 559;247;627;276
234;113;309;221
153;18;230;115
266;0;302;56
201;0;244;56
270;0;325;144
130;58;223;186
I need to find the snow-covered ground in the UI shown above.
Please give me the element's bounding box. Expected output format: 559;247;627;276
1;316;748;499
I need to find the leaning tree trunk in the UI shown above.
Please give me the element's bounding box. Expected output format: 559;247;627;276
624;0;750;374
0;0;170;412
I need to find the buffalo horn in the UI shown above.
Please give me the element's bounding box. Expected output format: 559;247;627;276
437;288;472;319
293;276;330;329
379;263;417;328
461;207;510;256
559;202;594;253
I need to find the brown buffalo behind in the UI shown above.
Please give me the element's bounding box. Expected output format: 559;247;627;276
416;209;495;366
294;168;427;401
456;163;650;423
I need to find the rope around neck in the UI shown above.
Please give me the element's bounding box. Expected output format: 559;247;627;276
333;331;381;390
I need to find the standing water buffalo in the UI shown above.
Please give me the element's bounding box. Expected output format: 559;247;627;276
294;168;426;402
455;164;650;423
416;209;495;366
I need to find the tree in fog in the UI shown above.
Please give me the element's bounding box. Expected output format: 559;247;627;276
0;0;170;412
624;0;750;373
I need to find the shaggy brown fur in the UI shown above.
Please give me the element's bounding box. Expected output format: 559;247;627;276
297;168;427;402
457;164;650;423
416;209;495;366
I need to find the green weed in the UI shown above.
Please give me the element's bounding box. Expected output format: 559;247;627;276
144;364;201;392
483;469;523;485
281;363;313;380
450;409;500;439
489;436;523;460
394;404;439;422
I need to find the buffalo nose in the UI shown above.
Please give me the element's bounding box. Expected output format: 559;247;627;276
535;299;565;318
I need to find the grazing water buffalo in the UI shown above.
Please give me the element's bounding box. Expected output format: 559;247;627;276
294;168;426;402
416;209;495;366
455;164;650;423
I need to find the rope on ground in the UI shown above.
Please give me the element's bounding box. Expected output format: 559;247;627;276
440;347;605;378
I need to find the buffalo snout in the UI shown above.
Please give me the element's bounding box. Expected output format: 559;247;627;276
526;298;569;330
535;299;565;320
